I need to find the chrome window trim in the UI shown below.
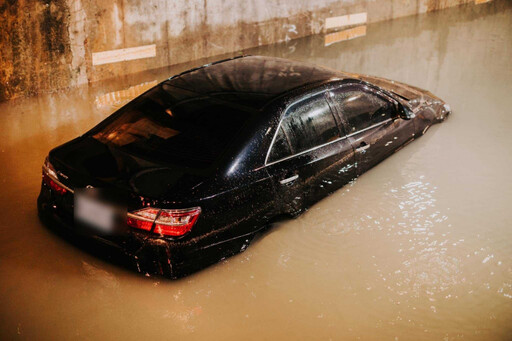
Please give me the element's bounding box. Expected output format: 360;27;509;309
264;89;329;165
264;82;395;167
264;118;391;167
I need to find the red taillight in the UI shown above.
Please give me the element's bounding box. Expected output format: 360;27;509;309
127;207;201;237
42;157;68;195
42;173;68;195
127;207;159;231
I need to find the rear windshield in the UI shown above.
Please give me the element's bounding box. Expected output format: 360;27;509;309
92;85;251;169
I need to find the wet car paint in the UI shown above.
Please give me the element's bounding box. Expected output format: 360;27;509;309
37;56;450;278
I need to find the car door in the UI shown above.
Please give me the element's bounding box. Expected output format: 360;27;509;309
328;84;414;175
265;91;356;215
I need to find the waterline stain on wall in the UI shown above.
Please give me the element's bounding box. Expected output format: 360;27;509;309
1;0;479;102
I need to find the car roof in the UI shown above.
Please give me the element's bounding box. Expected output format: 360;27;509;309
163;56;353;111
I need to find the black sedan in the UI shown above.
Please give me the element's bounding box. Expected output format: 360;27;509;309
38;56;451;278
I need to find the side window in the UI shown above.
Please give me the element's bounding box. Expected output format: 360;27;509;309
268;127;292;162
267;93;341;163
331;89;394;133
281;94;340;154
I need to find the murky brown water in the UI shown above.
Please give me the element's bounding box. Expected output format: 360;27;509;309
1;2;511;340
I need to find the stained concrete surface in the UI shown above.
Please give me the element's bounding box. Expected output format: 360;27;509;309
0;1;511;340
1;0;473;101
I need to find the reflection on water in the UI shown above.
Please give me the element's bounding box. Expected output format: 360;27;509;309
324;25;367;46
94;80;158;109
1;1;511;340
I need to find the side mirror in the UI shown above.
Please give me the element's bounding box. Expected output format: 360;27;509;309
399;104;413;120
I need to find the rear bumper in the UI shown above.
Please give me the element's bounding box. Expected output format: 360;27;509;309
37;183;256;278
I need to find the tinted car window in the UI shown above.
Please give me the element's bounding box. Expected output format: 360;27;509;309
331;89;394;133
279;94;340;155
92;86;250;169
268;127;292;162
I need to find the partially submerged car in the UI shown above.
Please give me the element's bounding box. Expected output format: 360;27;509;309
38;56;451;278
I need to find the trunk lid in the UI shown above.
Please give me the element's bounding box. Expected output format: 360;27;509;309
50;136;210;205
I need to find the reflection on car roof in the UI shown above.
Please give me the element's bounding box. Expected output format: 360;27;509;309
164;56;351;110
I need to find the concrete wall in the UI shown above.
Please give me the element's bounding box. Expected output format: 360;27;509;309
0;0;472;101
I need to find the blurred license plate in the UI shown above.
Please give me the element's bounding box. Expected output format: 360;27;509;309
75;193;115;233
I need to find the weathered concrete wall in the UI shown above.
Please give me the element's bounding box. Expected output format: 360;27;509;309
0;0;473;101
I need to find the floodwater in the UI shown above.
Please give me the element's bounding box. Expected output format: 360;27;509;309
1;1;511;340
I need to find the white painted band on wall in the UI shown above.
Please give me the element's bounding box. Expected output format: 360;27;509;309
325;12;367;30
92;44;156;66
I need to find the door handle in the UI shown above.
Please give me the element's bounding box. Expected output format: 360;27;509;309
356;141;370;153
279;174;299;185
